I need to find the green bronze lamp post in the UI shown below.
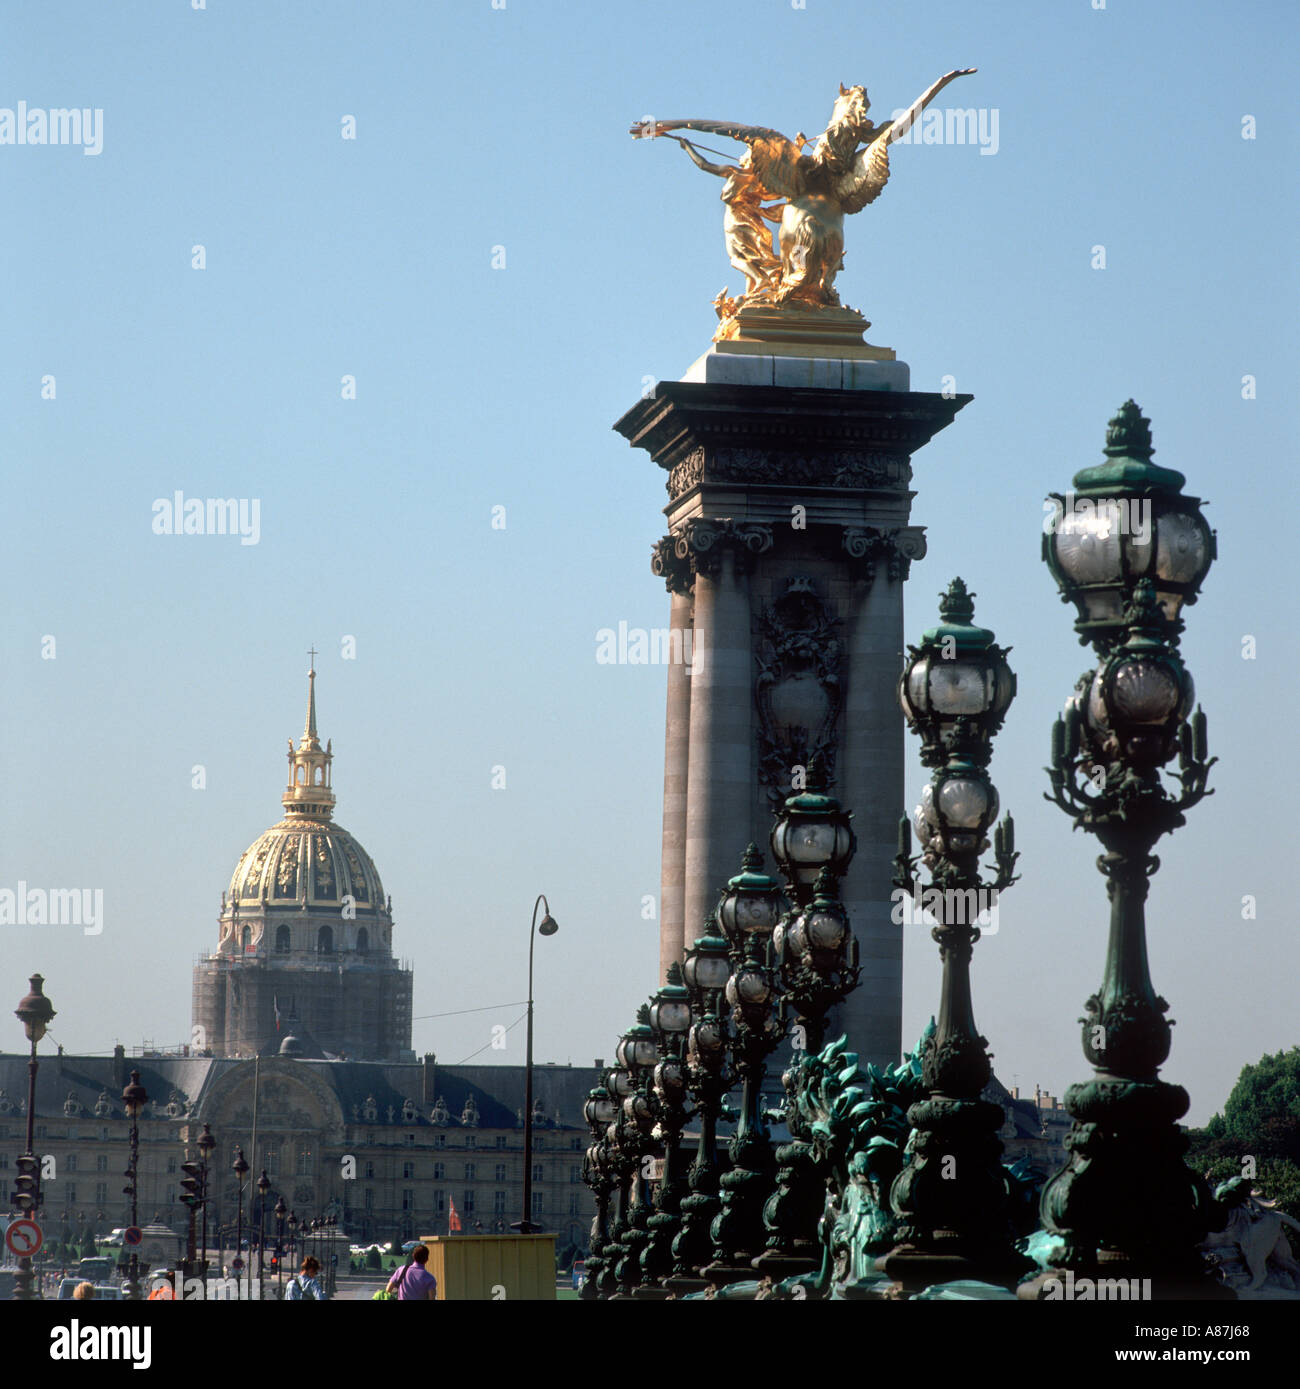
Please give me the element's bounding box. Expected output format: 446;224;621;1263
877;578;1021;1292
756;866;860;1279
701;845;787;1285
636;965;694;1296
1024;401;1221;1299
578;1087;618;1300
594;1049;636;1299
665;919;733;1294
610;1007;659;1296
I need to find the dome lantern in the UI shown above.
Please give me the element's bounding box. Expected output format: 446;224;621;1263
283;652;336;818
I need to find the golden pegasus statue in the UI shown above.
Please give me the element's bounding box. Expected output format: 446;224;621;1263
632;69;975;327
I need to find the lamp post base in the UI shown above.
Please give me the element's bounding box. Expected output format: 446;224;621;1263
750;1247;819;1281
876;1243;1026;1298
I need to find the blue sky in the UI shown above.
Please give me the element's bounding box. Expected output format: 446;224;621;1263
1;0;1294;1123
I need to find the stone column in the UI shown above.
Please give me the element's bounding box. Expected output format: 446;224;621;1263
833;528;925;1063
682;534;766;945
658;586;693;979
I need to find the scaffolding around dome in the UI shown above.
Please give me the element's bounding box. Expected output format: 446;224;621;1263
192;666;413;1062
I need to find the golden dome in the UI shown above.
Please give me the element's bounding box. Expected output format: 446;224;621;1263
227;816;386;913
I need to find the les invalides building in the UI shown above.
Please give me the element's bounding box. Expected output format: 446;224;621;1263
191;666;413;1061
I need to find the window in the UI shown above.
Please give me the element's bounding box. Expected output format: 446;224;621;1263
569;1193;580;1217
95;1182;108;1206
296;1148;314;1176
264;1147;278;1176
66;1155;78;1173
571;1137;583;1151
356;927;369;954
99;1127;108;1142
402;1189;415;1211
495;1136;507;1150
570;1166;581;1184
531;1191;543;1215
317;925;334;954
493;1191;507;1215
275;925;290;953
434;1135;446;1149
0;1155;7;1168
433;1162;445;1181
364;1160;375;1180
532;1164;543;1184
402;1161;415;1180
463;1191;475;1214
95;1153;109;1173
167;1156;177;1175
465;1135;476;1149
65;1184;77;1203
435;1191;445;1214
535;1136;544;1150
494;1164;506;1182
364;1188;374;1211
464;1163;476;1182
404;1133;415;1146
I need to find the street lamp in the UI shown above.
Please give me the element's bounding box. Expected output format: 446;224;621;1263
11;974;55;1302
196;1123;215;1284
1025;401;1220;1299
636;965;693;1296
610;1007;659;1295
702;845;786;1284
121;1068;148;1300
287;1210;298;1282
232;1146;249;1299
879;579;1021;1293
768;756;856;906
1043;399;1214;651
514;894;558;1236
255;1170;270;1300
274;1195;287;1296
666;918;733;1294
578;1087;618;1300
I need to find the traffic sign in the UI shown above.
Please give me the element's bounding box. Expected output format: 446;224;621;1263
5;1218;43;1257
231;1256;244;1271
124;1226;143;1247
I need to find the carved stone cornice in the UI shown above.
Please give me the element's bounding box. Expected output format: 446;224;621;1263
841;525;927;584
615;383;972;480
666;445;909;499
652;518;774;592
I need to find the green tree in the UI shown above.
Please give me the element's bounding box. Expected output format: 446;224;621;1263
365;1247;381;1270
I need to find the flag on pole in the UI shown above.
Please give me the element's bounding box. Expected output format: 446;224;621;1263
448;1199;462;1233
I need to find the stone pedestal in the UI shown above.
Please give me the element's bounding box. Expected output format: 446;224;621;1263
615;375;970;1069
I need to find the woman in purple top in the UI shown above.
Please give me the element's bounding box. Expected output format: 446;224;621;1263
387;1244;437;1301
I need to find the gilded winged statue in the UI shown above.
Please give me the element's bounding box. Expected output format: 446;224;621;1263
633;70;975;313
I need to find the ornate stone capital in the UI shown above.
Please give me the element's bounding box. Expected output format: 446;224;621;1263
841;525;927;584
652;518;774;590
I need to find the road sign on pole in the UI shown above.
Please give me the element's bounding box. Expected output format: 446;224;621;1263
5;1218;43;1258
124;1226;143;1248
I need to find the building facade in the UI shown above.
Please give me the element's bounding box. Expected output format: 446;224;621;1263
0;1049;599;1258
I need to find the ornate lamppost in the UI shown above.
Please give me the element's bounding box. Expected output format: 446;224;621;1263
578;1087;618;1299
702;845;787;1284
665;919;733;1295
610;1007;659;1296
11;974;55;1302
232;1146;249;1298
197;1123;215;1283
273;1195;287;1296
636;965;693;1295
255;1170;270;1300
878;578;1021;1291
122;1069;149;1300
286;1210;298;1282
594;1053;635;1299
515;895;559;1235
1025;399;1219;1297
179;1151;204;1287
759;868;861;1279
